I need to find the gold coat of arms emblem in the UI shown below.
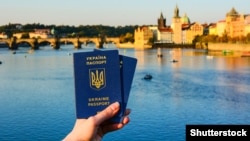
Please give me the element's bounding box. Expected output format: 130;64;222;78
89;68;106;90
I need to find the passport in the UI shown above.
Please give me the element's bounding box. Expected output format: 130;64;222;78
119;55;137;115
73;49;123;123
94;49;137;116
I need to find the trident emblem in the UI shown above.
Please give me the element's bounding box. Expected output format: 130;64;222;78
89;68;106;90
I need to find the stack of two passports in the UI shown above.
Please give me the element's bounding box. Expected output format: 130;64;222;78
73;49;137;123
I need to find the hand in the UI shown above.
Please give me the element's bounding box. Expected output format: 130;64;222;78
63;102;131;141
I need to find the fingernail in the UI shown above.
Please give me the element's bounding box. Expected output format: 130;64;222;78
111;102;120;110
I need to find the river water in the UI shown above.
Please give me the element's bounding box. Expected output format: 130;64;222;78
0;44;250;141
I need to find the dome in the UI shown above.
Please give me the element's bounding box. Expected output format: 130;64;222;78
181;13;190;24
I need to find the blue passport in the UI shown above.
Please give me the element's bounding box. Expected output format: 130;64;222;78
73;49;123;123
119;55;137;115
94;49;137;116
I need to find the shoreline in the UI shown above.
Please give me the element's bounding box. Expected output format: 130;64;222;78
207;43;250;52
152;43;195;48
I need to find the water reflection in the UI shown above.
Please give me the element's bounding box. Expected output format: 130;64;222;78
0;46;250;141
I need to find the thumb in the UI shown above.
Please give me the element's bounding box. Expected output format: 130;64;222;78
94;102;120;125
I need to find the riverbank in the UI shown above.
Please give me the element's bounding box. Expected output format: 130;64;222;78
207;43;250;52
117;42;195;49
152;43;195;48
117;42;134;48
117;42;152;50
117;42;250;52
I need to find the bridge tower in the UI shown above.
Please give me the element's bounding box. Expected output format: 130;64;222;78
50;37;60;49
97;34;106;48
73;38;81;49
31;38;39;50
9;37;18;50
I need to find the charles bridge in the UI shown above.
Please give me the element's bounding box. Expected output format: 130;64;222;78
0;36;120;50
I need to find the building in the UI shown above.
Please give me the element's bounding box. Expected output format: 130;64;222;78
216;21;226;37
183;22;204;44
210;7;250;38
12;33;24;39
157;5;203;44
157;12;173;43
134;26;153;49
133;6;250;49
171;5;182;44
29;29;52;39
0;32;8;39
133;5;204;47
245;15;250;36
225;7;245;38
12;29;52;39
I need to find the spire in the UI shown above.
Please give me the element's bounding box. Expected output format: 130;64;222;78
160;12;164;19
158;12;166;29
174;5;180;18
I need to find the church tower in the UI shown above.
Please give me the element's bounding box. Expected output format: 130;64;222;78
158;12;166;29
171;5;182;44
225;7;245;38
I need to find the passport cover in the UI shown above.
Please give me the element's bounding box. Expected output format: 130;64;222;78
94;49;137;116
73;49;123;123
119;55;137;115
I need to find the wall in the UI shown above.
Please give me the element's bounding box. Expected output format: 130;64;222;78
207;43;250;51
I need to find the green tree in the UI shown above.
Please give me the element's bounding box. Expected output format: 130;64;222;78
246;33;250;43
21;33;30;39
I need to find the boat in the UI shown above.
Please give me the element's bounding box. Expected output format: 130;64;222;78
171;59;178;63
157;54;163;57
206;55;214;59
157;48;163;57
144;74;152;80
222;50;233;55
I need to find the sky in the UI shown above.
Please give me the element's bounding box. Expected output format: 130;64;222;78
0;0;249;26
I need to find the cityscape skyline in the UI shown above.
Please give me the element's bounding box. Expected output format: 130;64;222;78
1;0;249;26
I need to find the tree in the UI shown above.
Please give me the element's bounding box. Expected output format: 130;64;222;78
246;33;250;43
148;37;153;45
21;33;30;39
119;32;134;43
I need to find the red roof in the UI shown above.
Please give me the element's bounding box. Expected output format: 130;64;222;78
159;28;173;32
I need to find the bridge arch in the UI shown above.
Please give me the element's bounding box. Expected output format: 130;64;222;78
37;40;51;47
15;39;39;49
15;41;32;48
105;37;120;47
38;38;60;49
78;37;100;48
0;40;10;48
84;40;96;47
0;36;121;50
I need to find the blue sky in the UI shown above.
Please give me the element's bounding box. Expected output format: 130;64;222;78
1;0;249;26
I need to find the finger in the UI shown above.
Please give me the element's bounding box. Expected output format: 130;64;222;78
101;116;130;134
100;108;131;125
122;116;130;125
124;109;131;116
94;102;120;125
101;123;124;133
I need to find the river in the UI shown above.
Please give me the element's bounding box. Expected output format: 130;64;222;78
0;44;250;141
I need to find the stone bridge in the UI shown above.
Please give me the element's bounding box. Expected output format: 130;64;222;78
0;37;121;50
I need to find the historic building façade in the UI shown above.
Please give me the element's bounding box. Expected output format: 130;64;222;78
134;5;204;48
134;5;250;49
